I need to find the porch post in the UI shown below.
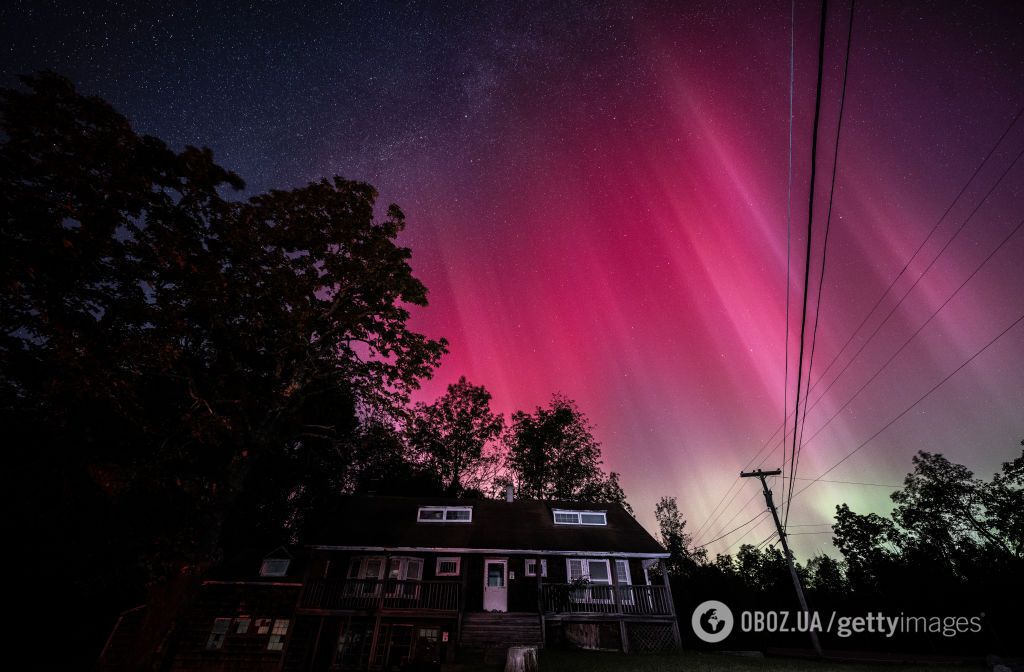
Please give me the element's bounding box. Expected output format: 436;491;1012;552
367;553;391;664
368;614;383;667
661;560;682;648
536;557;546;647
455;556;469;656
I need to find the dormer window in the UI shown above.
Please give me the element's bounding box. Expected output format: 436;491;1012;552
417;506;473;523
552;509;607;526
260;558;290;576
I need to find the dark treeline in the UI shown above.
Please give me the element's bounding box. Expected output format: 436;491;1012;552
656;449;1023;654
1;73;626;666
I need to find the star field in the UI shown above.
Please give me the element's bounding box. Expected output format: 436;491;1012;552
3;0;1022;557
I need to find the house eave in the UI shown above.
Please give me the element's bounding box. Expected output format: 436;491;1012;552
307;544;670;558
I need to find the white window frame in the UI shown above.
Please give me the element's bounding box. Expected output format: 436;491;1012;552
387;556;424;581
435;556;461;576
613;559;632;586
267;619;290;651
345;556;386;598
260;558;290;577
417;506;473;523
348;556;386;580
524;559;547;577
614;559;634;605
384;556;424;600
552;509;607;526
642;558;657;586
566;558;614;603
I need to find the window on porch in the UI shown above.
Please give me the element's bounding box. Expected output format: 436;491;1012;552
524;559;547;577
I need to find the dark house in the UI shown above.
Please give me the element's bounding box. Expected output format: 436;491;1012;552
104;494;679;671
284;493;679;669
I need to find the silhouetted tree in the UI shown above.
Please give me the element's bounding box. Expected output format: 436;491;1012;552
803;554;846;600
407;376;504;495
503;394;630;512
666;449;1022;652
831;503;899;593
1;72;446;662
734;544;789;592
654;495;706;575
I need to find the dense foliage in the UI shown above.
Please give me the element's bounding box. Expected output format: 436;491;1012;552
1;74;631;664
662;448;1024;653
503;394;632;512
407;376;504;496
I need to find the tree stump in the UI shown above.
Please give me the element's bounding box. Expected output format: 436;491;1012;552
505;646;538;672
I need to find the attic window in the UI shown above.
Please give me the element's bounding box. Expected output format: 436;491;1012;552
260;558;290;576
553;509;607;526
417;506;473;523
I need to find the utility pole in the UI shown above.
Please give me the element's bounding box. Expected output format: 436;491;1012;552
740;468;822;656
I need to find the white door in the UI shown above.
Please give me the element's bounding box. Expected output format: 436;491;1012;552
483;558;508;612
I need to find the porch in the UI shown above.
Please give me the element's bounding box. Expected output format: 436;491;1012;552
298;579;460;614
541;583;674;617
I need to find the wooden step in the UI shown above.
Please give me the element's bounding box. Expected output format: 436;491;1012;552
460;612;543;649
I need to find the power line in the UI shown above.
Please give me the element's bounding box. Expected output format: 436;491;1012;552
787;0;831;535
697;432;800;544
757;531;779;549
781;0;797;525
720;516;778;554
693;511;769;550
792;477;901;488
788;0;857;528
697;453;795;545
793;307;1024;500
796;212;1024;454
694;489;763;545
703;213;1022;546
803;148;1024;420
771;146;1024;492
702;453;800;549
719;518;775;554
704;105;1024;524
690;105;1022;567
689;7;1020;554
804;104;1024;405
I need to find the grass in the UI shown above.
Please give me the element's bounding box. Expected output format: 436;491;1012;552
535;649;984;672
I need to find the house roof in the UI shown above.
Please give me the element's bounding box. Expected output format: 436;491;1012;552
307;496;668;557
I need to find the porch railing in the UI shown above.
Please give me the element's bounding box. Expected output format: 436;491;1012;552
301;579;460;612
542;583;673;616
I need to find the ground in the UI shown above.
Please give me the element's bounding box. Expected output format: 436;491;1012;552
534;650;984;672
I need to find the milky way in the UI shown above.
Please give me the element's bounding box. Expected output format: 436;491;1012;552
3;0;1022;557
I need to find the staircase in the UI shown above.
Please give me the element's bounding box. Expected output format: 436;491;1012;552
460;612;543;664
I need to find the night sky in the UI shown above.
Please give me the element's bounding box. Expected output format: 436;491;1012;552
4;0;1022;558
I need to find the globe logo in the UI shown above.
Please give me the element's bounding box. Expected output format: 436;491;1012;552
691;600;734;643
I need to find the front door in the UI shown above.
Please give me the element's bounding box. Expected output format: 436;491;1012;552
483;558;508;612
